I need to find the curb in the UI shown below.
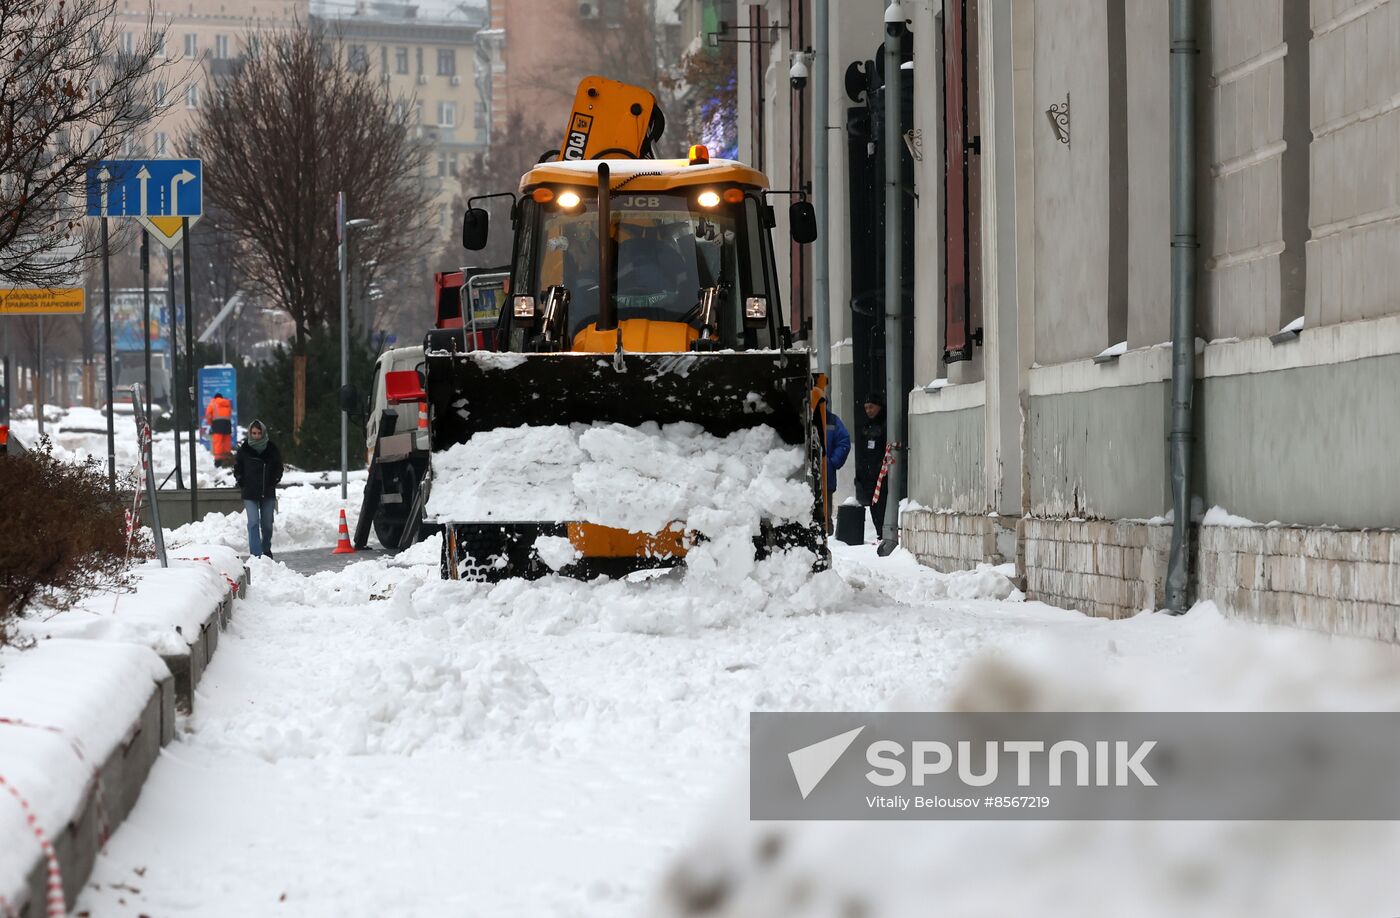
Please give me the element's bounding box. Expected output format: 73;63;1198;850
10;561;247;915
17;674;174;917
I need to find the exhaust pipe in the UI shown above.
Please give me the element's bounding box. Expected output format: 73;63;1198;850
596;161;617;333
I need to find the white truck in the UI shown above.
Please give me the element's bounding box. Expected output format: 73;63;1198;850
347;345;434;550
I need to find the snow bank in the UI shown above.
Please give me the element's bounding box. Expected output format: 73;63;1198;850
18;558;229;656
426;421;812;535
166;480;367;552
0;640;168;907
1200;505;1258;527
651;601;1400;918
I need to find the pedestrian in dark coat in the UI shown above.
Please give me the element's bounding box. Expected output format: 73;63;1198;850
853;395;889;535
233;419;284;558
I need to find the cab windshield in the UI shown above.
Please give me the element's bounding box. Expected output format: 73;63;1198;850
513;189;777;348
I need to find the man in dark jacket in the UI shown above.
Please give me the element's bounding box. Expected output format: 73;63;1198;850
233;419;284;558
853;395;888;536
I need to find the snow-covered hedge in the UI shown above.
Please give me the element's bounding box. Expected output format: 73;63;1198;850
0;442;141;644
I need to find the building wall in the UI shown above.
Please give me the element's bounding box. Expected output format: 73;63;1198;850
1197;0;1308;340
1306;0;1400;327
1124;0;1170;348
907;389;985;514
895;0;1400;638
1197;342;1400;529
1030;0;1114;365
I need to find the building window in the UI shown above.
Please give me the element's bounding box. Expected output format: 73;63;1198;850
437;101;456;127
437;49;456;76
380;45;388;73
415;47;424;74
154;132;167;155
119;32;134;55
393;100;406;122
414;101;423;124
184;33;197;58
437;152;448;177
348;44;369;73
153;31;166;56
186;83;199;108
154;81;166;105
246;35;260;58
449;152;459;176
395;47;408;74
214;34;229;59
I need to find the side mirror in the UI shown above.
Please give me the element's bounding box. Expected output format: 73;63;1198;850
338;384;360;415
790;200;818;244
462;207;490;250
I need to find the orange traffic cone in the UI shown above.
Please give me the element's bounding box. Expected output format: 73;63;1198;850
332;508;356;554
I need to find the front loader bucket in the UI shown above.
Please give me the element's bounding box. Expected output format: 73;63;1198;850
422;349;815;450
421;347;827;580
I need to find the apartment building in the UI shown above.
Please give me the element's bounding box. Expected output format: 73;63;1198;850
113;0;303;158
113;0;487;241
312;1;489;238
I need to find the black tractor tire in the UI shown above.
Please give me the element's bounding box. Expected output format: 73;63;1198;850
374;513;407;552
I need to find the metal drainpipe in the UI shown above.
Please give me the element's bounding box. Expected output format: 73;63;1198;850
1165;0;1197;613
879;2;906;554
812;0;831;377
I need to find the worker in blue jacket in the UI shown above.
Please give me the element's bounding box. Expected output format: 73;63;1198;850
825;405;851;498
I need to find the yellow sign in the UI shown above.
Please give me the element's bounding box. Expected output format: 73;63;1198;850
0;288;85;315
140;214;201;251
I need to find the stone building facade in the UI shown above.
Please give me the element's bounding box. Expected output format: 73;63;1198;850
744;0;1400;640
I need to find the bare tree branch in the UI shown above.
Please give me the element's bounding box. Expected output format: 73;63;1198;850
184;21;433;352
0;0;185;288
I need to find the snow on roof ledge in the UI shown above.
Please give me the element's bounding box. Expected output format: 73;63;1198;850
1093;341;1128;364
1270;315;1304;344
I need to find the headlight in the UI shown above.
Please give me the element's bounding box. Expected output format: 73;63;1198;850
513;295;536;319
697;190;721;208
557;190;581;209
745;296;768;321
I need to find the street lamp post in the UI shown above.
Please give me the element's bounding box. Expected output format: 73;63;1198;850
338;190;375;500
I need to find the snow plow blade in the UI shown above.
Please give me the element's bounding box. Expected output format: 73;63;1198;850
422;348;814;449
421;345;827;581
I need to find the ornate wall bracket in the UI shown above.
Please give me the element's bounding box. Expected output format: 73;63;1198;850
1046;92;1071;147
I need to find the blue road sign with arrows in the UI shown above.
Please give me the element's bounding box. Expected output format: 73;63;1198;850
85;159;203;219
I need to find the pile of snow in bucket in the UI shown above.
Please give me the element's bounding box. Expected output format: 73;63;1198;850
426;421;812;533
427;420;815;583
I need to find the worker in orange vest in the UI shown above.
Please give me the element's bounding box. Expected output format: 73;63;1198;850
205;391;234;465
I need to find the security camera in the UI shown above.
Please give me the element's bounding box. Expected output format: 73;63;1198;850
789;55;809;92
885;0;906;37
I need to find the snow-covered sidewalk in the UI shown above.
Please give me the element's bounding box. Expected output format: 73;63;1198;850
0;544;249;915
59;511;1400;917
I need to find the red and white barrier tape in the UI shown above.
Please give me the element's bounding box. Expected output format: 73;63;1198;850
0;772;66;917
172;556;240;594
870;441;898;505
0;717;111;847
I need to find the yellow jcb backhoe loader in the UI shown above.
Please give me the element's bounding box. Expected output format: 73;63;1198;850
405;76;830;580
